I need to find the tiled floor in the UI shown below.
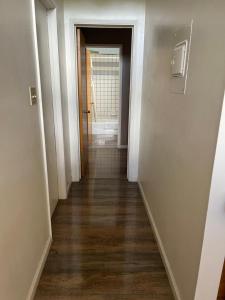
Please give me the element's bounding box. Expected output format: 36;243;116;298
90;134;118;148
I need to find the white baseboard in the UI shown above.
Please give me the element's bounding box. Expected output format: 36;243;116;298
26;237;52;300
67;180;72;196
51;198;58;216
138;182;181;300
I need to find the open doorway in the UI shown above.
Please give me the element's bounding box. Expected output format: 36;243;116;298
76;27;132;179
87;46;121;148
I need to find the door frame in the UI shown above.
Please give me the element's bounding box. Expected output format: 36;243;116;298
67;19;144;181
85;44;123;148
76;33;126;178
76;28;89;177
33;0;67;199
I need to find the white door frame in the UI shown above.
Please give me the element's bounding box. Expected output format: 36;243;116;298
86;44;123;148
118;45;125;149
33;0;67;199
66;19;144;181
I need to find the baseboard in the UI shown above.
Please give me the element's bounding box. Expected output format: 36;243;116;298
117;145;128;149
67;180;72;196
138;182;182;300
26;237;52;300
51;198;58;216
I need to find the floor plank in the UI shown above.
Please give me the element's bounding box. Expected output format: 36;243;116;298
35;148;174;300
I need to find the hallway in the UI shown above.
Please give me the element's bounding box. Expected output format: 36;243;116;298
35;148;173;299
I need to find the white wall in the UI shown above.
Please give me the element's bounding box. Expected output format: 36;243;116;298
139;0;225;299
36;0;59;214
35;0;72;199
63;0;145;181
55;0;72;192
0;0;51;299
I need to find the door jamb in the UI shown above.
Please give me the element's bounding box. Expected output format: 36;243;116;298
69;21;139;181
118;45;123;148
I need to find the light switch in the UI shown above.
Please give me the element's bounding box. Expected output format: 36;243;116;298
171;40;188;77
29;87;37;106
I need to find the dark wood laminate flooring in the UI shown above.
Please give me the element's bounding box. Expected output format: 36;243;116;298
87;148;127;179
35;147;174;300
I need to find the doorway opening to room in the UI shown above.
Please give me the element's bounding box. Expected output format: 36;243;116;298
76;27;132;179
87;46;121;148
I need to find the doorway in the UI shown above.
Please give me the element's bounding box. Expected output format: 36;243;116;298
76;27;132;179
87;46;121;148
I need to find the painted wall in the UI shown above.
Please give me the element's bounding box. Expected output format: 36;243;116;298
139;0;225;300
55;0;72;191
36;0;59;214
0;0;51;299
63;0;145;181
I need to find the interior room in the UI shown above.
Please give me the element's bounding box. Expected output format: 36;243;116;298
87;46;121;147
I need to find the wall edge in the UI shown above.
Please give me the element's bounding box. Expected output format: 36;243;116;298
26;237;52;300
138;181;182;300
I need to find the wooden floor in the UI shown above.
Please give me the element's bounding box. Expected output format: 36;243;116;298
35;145;174;300
87;148;127;179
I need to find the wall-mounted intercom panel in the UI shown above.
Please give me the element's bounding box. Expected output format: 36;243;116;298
171;21;193;94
